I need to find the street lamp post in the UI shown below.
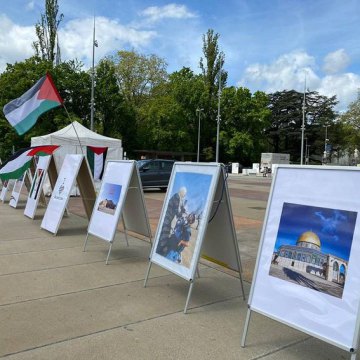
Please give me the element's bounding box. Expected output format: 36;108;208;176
323;125;329;164
300;76;306;165
196;108;203;162
216;54;223;163
90;15;98;131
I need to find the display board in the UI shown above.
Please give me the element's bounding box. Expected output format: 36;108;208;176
41;154;96;235
242;165;360;357
85;160;152;262
0;179;15;203
24;155;57;219
9;173;27;208
201;167;242;272
145;162;245;312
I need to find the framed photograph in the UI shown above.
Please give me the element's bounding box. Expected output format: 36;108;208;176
151;163;219;281
249;165;360;351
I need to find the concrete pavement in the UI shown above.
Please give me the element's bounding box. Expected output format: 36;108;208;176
0;175;350;359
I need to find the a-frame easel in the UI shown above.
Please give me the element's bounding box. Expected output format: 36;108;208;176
83;160;152;264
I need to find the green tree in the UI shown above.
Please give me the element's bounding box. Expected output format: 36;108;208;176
33;0;63;64
221;87;271;165
95;59;137;156
112;50;168;107
266;90;338;163
199;29;228;160
137;68;205;153
339;97;360;148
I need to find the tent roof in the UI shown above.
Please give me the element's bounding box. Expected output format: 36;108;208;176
31;121;122;147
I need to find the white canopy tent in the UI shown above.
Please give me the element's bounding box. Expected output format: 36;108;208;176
31;121;123;167
31;121;123;194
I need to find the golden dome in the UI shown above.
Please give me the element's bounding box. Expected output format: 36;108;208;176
296;231;321;248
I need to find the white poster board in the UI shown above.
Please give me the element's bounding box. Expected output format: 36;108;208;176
24;155;52;219
88;161;133;241
0;179;15;203
9;173;26;208
41;154;83;235
244;165;360;355
85;160;152;262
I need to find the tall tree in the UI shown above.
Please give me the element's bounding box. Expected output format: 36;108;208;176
199;29;228;160
266;90;338;163
137;67;205;153
112;50;168;107
221;87;271;165
95;59;137;155
33;0;63;64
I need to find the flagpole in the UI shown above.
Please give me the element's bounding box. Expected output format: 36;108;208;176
62;104;84;155
90;15;97;131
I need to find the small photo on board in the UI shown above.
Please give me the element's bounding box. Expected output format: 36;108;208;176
269;202;357;298
97;182;122;216
155;172;212;268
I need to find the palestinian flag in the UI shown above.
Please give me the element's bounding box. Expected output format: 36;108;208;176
3;73;63;136
0;145;59;181
87;146;108;180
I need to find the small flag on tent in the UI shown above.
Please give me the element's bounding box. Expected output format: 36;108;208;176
87;146;108;180
0;145;59;181
3;73;63;136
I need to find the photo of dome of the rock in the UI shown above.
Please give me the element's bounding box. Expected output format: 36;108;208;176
269;202;357;298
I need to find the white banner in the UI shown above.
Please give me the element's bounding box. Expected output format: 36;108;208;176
88;161;133;242
9;174;26;208
250;166;360;351
0;179;14;203
24;156;51;219
41;154;83;234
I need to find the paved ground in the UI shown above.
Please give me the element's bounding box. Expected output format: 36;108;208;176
0;174;351;359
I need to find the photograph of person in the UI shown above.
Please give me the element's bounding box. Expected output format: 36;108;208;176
156;172;212;268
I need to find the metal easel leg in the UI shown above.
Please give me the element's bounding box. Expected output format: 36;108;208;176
144;261;152;287
122;216;129;247
184;280;195;314
105;242;113;265
238;267;246;301
83;234;89;252
196;266;200;278
241;308;252;347
350;352;356;360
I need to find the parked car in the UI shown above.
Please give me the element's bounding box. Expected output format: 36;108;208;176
137;159;175;191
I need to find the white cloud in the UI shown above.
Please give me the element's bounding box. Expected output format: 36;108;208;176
240;50;360;112
139;4;197;23
240;50;319;92
26;1;35;11
0;14;36;72
318;73;360;112
59;16;156;65
323;49;350;74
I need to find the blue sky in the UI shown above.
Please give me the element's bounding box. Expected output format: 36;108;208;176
100;182;122;204
1;0;360;111
274;202;357;261
171;172;212;216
